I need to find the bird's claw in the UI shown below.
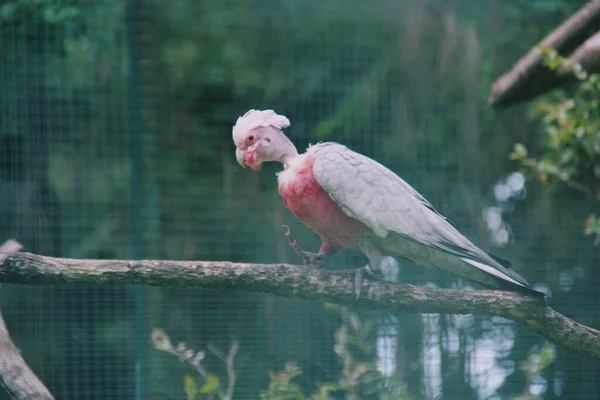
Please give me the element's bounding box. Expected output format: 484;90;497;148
354;268;363;300
327;267;366;299
330;266;381;300
283;225;326;266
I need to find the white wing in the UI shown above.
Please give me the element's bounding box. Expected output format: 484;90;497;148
310;142;532;289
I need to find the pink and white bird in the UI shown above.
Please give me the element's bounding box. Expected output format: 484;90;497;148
233;109;541;297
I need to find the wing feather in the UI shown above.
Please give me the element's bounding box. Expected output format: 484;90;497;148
311;143;531;289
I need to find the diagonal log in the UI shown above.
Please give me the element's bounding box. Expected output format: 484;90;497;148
0;242;54;400
0;251;599;361
490;0;600;107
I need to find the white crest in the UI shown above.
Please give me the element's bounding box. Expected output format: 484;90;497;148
232;109;290;147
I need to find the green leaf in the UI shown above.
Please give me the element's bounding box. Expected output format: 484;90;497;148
584;215;599;235
573;63;588;81
539;46;564;70
199;374;220;394
151;328;173;351
538;345;556;370
558;149;574;165
509;143;528;160
184;375;197;400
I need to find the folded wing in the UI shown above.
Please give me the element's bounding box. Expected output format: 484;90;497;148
311;142;534;291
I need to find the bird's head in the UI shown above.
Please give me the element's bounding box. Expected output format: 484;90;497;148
232;109;297;170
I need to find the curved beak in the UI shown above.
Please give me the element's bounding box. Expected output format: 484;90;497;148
235;148;247;168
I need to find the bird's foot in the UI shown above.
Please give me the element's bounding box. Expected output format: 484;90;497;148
283;225;326;266
330;265;381;300
353;265;382;300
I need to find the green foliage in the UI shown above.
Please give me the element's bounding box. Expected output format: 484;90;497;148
261;363;307;400
260;308;412;400
153;308;412;400
584;214;600;244
184;375;198;400
151;329;224;399
513;344;556;400
262;308;413;400
201;375;222;395
181;374;223;400
510;46;600;241
0;0;81;24
259;309;412;400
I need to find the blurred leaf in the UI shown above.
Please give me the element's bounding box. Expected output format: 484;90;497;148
538;345;556;370
310;383;336;400
510;143;528;160
151;328;173;351
515;45;600;242
583;214;599;236
199;374;220;394
184;375;197;400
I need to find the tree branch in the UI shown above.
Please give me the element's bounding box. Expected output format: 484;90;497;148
0;242;54;400
0;251;599;361
559;30;600;74
489;0;600;107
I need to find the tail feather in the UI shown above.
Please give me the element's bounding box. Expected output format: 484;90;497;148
460;257;545;297
486;252;513;269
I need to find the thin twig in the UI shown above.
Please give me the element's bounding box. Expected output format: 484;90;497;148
224;342;238;400
207;342;239;400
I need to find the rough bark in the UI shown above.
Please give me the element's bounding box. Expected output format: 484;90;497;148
489;0;600;107
0;309;54;400
0;251;599;361
0;242;54;400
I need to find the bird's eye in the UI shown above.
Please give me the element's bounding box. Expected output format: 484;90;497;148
264;138;271;144
248;134;255;142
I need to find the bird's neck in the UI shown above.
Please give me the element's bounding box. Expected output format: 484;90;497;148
278;135;299;168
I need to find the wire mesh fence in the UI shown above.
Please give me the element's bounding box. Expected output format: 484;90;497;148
0;0;598;399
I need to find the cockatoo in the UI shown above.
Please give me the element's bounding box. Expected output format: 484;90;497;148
233;109;541;297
